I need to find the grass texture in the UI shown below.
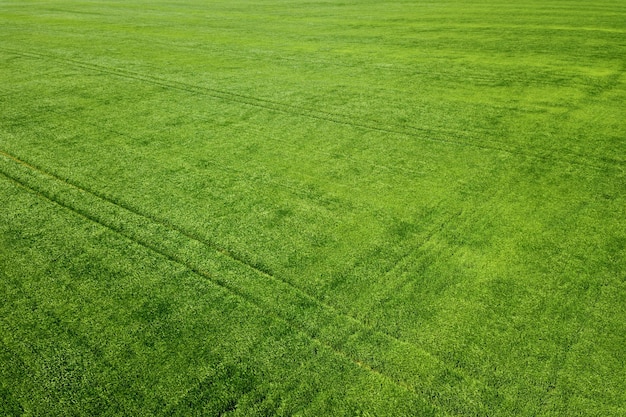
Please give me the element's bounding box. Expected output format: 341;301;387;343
1;0;625;415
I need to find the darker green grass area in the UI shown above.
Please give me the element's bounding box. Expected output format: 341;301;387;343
1;0;625;415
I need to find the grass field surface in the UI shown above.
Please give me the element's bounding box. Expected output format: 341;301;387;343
1;0;625;415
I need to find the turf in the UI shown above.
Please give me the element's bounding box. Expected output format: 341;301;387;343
1;0;625;415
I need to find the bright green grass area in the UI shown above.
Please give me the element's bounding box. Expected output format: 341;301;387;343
1;0;625;415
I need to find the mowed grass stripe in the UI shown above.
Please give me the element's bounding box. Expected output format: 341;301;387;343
0;46;620;170
0;149;511;414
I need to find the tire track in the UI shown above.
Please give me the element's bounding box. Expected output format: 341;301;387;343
359;178;500;321
20;95;431;187
4;167;413;414
0;147;437;365
0;152;430;402
0;46;620;170
1;110;454;345
369;210;464;309
0;138;454;375
0;149;504;415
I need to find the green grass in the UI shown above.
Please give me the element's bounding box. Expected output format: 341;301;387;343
1;0;625;415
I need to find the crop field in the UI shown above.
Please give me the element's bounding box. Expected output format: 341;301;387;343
1;0;625;415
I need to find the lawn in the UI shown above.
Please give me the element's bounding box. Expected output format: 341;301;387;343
1;0;625;415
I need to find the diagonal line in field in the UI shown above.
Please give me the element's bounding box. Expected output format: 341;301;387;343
0;148;505;415
0;46;622;170
0;48;462;146
0;152;429;404
0;123;445;371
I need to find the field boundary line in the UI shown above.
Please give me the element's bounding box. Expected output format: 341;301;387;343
0;149;505;415
0;46;621;170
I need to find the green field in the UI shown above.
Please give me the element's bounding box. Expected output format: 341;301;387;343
1;0;625;415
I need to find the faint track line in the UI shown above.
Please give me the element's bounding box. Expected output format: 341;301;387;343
0;148;502;414
33;96;432;185
369;209;464;309
364;180;502;321
1;107;453;319
1;108;445;333
0;153;452;415
0;142;453;373
0;46;621;170
0;148;432;358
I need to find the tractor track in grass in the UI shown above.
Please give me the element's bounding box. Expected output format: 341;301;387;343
23;107;429;209
0;148;507;415
370;210;464;307
362;179;505;320
0;48;472;147
0;152;431;404
0;130;457;370
0;46;622;171
1;106;465;312
0;147;443;367
0;24;605;91
4;98;432;191
1;153;456;413
1;109;465;338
